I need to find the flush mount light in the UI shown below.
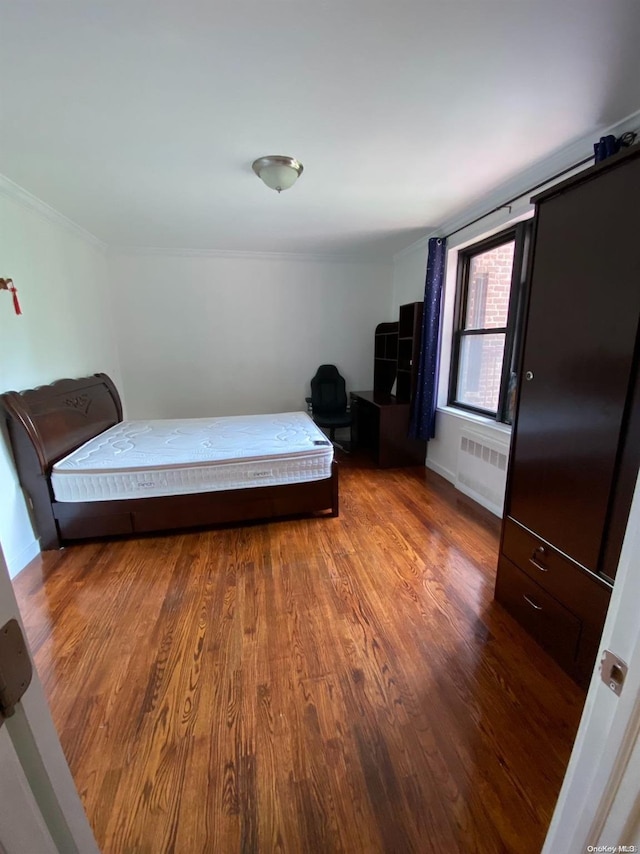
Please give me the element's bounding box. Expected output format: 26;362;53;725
252;155;304;193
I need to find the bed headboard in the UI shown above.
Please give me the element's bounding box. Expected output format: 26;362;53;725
1;373;123;475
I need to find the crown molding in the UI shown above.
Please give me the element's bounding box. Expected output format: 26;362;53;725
108;245;390;265
0;175;107;251
393;108;640;263
0;173;383;262
4;107;638;267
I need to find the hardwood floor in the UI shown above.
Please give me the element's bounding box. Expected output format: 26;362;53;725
13;456;585;854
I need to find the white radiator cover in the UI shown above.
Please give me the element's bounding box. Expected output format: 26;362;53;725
456;429;510;516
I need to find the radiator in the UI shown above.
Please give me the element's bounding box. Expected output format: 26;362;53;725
456;430;509;516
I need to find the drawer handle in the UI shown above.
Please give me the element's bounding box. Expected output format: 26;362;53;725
523;594;543;611
529;546;549;572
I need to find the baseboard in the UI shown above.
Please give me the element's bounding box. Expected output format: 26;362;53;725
455;482;503;518
425;457;456;484
426;454;504;517
7;538;41;580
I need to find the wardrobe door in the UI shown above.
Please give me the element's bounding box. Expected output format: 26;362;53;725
507;155;640;573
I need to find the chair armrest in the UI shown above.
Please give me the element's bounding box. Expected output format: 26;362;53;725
305;396;313;412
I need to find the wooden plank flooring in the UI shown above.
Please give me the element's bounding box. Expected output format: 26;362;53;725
13;457;585;853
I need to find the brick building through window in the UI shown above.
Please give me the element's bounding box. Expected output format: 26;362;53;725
449;222;532;423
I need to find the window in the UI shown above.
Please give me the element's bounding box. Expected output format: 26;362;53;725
449;222;532;423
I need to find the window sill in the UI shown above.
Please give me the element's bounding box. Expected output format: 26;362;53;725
436;405;512;436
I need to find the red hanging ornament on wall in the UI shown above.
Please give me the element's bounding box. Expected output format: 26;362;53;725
0;278;22;315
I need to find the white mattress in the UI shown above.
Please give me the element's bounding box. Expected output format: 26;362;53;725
51;412;334;503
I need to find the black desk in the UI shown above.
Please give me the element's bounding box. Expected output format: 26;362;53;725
350;391;427;468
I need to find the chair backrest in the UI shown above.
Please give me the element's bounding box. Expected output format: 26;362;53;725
310;365;347;415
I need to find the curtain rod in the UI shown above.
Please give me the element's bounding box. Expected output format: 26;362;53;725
444;153;595;242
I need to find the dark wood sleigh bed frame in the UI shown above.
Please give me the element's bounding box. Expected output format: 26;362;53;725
1;373;339;550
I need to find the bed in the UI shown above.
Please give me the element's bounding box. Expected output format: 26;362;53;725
1;373;338;550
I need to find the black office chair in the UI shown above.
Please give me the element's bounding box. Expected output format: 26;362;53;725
306;364;352;451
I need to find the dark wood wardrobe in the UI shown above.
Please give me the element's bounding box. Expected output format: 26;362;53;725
495;145;640;687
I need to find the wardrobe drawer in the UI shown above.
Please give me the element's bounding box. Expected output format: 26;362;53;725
502;517;610;616
495;557;582;670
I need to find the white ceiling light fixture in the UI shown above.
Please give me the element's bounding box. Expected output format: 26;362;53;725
252;155;304;193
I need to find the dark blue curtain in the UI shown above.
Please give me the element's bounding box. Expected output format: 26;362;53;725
409;236;447;440
594;132;636;163
594;135;621;163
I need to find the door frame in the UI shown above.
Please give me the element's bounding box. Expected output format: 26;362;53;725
0;726;59;854
0;544;99;853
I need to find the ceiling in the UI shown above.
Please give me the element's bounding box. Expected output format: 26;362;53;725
2;1;640;258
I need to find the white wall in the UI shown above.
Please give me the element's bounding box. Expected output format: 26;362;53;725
108;251;393;419
0;183;122;577
392;238;429;309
